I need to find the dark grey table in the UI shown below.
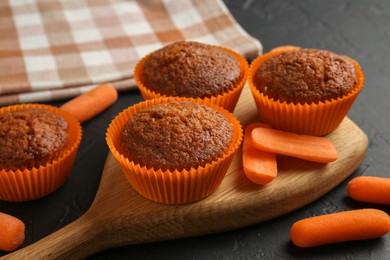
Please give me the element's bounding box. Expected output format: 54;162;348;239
1;0;390;259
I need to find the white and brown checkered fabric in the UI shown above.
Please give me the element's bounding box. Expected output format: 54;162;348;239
0;0;262;106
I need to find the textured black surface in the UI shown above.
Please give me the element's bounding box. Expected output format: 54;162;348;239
1;0;390;259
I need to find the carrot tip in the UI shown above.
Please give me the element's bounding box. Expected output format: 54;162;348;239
347;176;390;205
0;212;25;252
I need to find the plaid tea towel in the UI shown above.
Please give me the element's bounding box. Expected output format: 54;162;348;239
0;0;262;106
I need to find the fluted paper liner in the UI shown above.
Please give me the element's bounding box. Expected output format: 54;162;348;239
248;48;365;136
106;97;243;204
0;104;82;201
134;45;248;113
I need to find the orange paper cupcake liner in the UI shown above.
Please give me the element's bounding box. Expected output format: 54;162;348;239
248;48;365;136
134;45;249;113
106;97;243;204
0;104;82;201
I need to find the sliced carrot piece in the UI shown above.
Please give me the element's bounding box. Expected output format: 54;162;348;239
290;208;390;248
243;123;277;185
347;176;390;205
251;128;337;163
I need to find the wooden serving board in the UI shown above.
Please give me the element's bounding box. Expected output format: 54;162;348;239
4;85;368;259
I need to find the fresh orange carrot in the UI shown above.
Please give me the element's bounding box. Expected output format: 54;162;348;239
60;84;118;123
251;128;338;163
290;208;390;248
243;123;277;185
0;212;25;252
347;176;390;205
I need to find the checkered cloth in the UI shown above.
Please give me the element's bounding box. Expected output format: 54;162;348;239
0;0;262;106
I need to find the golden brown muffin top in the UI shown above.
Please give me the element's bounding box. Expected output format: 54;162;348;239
142;41;241;98
254;48;357;104
120;101;233;171
0;109;68;170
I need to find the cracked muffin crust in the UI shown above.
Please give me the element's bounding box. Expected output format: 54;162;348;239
120;101;233;171
142;41;241;98
254;48;357;104
0;109;68;171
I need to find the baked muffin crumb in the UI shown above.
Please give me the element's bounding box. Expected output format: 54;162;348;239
120;101;233;171
254;48;357;104
0;109;68;171
142;41;241;98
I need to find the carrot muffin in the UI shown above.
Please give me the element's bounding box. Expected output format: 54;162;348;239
0;109;68;171
248;46;364;136
106;97;243;204
134;41;249;112
254;48;357;105
141;41;241;98
0;104;82;202
120;101;233;172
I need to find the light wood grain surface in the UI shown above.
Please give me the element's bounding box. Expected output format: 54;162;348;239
3;85;368;259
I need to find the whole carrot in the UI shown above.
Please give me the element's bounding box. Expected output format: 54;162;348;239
60;84;118;123
251;127;338;163
347;176;390;205
0;212;25;252
243;123;277;185
290;208;390;248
